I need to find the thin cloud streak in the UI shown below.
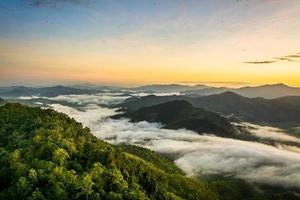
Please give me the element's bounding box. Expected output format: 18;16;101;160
29;0;89;7
245;52;300;64
244;61;276;64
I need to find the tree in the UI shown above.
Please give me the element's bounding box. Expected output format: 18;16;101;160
78;173;94;200
52;148;69;166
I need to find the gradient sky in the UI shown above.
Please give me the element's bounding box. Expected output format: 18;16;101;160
1;0;300;87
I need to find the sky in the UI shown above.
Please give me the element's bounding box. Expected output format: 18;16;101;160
0;0;300;87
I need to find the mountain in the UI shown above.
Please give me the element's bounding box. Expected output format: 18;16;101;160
117;94;193;111
131;84;210;93
118;92;300;126
0;85;100;98
184;84;300;99
0;103;298;199
193;92;300;125
70;83;122;91
0;103;221;200
115;100;236;138
235;84;300;99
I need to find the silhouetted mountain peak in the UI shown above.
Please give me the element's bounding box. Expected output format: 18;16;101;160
261;83;289;88
156;100;193;109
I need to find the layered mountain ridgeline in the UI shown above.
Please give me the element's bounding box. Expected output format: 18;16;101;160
116;95;193;112
0;85;101;98
114;100;236;138
131;84;210;93
118;92;300;127
183;83;300;99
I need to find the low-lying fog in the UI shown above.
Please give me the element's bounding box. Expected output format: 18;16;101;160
21;93;300;189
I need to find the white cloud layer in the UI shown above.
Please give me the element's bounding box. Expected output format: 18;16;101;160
238;122;300;144
48;94;300;189
47;93;130;105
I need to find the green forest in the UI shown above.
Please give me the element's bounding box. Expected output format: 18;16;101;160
0;103;298;200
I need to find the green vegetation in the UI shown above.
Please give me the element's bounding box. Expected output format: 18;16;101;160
119;144;183;175
0;97;5;106
0;103;218;200
0;103;298;200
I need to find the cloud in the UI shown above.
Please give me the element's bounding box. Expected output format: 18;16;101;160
130;92;182;97
274;57;295;62
29;0;89;7
238;122;300;144
285;54;300;59
244;61;276;64
47;93;130;106
50;103;118;129
46;94;300;189
245;52;300;64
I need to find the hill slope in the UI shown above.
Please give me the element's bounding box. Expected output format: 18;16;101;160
0;97;5;106
0;103;220;200
0;103;298;199
117;92;300;126
115;100;236;138
193;92;300;125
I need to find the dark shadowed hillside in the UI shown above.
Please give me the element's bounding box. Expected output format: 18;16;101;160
117;95;193;111
0;97;5;106
193;92;300;126
117;92;300;126
114;100;236;138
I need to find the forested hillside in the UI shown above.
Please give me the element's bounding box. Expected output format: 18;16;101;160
0;103;298;200
0;103;218;200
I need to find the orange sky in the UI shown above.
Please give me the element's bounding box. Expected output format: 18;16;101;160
1;0;300;87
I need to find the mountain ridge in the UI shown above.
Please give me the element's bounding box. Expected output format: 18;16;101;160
117;92;300;127
114;100;236;138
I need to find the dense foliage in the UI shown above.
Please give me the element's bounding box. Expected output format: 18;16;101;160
0;97;5;106
0;103;218;200
0;103;298;200
119;144;183;175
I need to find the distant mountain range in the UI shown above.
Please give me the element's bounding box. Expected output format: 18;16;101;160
130;84;210;93
0;85;100;98
118;92;300;127
114;100;236;138
183;83;300;99
1;83;300;99
129;83;300;99
69;83;123;91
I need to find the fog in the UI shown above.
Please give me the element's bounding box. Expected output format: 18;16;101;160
48;93;130;105
46;94;300;189
239;122;300;143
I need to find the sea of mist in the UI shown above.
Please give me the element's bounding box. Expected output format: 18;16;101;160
20;92;300;189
